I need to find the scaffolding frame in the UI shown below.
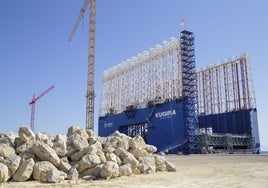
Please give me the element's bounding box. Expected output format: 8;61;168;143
180;30;199;154
99;37;182;116
196;54;256;115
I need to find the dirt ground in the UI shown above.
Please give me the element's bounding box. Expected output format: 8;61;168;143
1;154;268;188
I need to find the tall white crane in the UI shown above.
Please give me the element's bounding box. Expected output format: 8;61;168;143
69;0;96;130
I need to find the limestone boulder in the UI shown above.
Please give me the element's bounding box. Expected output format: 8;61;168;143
46;169;66;183
118;149;135;160
4;154;21;175
119;164;132;176
96;150;106;164
154;155;167;172
0;143;15;158
67;167;78;180
67;132;89;151
0;137;15;149
59;159;71;173
81;164;103;179
104;136;120;149
100;161;119;179
129;147;149;158
129;136;146;149
67;125;81;137
103;147;114;153
165;160;176;172
52;134;68;157
36;132;53;147
105;152;117;163
13;158;35;182
32;141;60;167
123;156;139;171
18;127;35;143
0;163;10;182
69;144;98;162
18;151;35;160
14;137;24;148
0;157;4;163
77;153;101;173
144;145;157;154
33;161;57;182
138;156;156;173
16;142;33;155
0;132;17;148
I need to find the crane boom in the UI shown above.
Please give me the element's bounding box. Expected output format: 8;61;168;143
68;0;90;41
29;85;55;132
69;0;96;131
29;85;55;104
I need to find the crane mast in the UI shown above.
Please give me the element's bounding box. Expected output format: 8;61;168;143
29;85;55;132
69;0;96;131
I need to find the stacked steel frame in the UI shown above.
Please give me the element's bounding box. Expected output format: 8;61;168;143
180;30;199;154
98;30;260;154
196;53;256;115
99;37;182;116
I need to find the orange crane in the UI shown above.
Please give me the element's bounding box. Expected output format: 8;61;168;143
29;85;55;132
68;0;96;131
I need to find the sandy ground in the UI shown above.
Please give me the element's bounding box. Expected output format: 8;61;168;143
1;154;268;188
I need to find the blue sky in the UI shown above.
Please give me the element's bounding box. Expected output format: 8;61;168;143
1;1;267;149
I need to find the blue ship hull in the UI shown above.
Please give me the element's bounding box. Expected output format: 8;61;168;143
98;100;260;154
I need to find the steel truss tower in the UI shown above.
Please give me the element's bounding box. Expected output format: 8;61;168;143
180;30;199;154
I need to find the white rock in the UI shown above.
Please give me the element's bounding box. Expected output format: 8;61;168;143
67;132;89;151
18;126;35;143
67;125;81;137
32;141;60;167
36;132;53;147
81;164;103;179
67;168;79;180
52;134;68;157
129;136;146;149
4;154;21;175
144;145;157;154
59;159;71;173
165;161;176;172
77;153;101;173
129;147;149;158
96;150;106;164
119;164;132;176
0;143;15;158
33;161;57;182
0;137;15;149
46;169;66;183
100;161;119;179
13;158;35;182
16;142;33;155
123;156;139;171
154;155;167;172
106;153;117;163
138;156;156;173
0;132;18;148
0;163;10;182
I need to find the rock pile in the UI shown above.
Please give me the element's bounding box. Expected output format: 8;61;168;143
0;126;176;183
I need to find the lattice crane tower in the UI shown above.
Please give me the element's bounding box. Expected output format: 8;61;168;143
69;0;96;130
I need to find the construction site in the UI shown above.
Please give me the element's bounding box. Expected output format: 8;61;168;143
25;0;260;155
98;30;260;154
1;0;267;187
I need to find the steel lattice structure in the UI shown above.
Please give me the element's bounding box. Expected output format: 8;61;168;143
196;53;256;115
99;37;182;116
99;33;256;123
180;30;199;154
